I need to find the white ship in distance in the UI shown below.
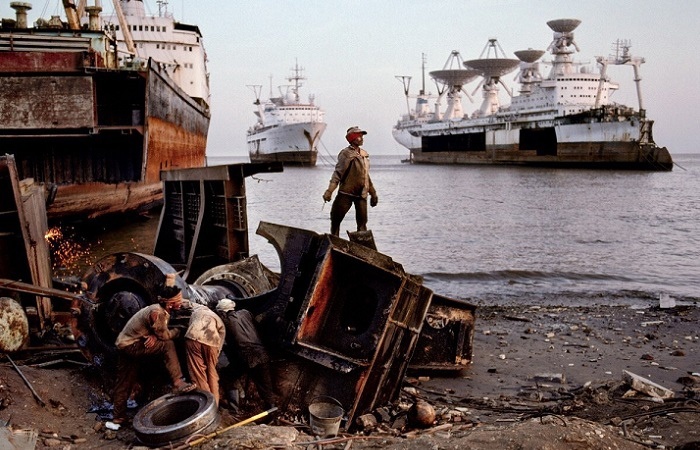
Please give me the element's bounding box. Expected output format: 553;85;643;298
247;62;326;166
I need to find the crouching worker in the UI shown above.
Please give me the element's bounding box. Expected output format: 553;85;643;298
215;299;278;409
184;302;226;405
112;275;196;425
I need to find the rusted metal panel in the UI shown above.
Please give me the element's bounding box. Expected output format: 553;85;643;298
47;181;163;220
347;228;476;372
0;155;53;329
409;294;476;371
0;75;94;129
0;38;208;221
253;222;433;427
0;51;86;73
143;62;209;183
144;116;207;183
155;163;283;282
146;62;210;135
0;63;211;220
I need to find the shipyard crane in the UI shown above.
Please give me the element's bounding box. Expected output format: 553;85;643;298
111;0;138;57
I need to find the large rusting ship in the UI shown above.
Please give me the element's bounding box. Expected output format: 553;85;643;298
0;0;210;220
393;19;673;171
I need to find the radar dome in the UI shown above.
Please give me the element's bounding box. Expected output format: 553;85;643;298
514;49;545;63
546;19;581;33
429;69;480;86
464;58;520;78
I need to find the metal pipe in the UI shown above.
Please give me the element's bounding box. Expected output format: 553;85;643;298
5;354;46;407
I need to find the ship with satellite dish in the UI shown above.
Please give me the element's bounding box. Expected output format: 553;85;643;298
393;19;673;170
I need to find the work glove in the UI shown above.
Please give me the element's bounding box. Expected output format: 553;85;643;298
370;194;378;207
323;181;338;202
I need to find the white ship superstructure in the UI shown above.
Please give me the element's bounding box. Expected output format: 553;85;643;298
393;53;439;154
392;19;672;171
99;0;210;108
247;62;326;166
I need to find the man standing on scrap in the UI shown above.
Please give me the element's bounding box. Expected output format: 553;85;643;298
112;274;196;425
323;126;378;236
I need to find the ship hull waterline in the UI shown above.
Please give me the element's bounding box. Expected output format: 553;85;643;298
396;123;673;171
248;122;326;167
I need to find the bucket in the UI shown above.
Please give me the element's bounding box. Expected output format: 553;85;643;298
308;395;344;437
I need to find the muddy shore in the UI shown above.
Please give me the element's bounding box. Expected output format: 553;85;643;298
1;301;698;449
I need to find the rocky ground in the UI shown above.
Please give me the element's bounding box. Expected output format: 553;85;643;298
1;302;699;449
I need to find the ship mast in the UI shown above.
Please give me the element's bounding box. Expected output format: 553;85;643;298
287;59;306;104
595;40;645;112
420;52;427;95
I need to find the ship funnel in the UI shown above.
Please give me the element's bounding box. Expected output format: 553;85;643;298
10;2;32;29
85;5;102;31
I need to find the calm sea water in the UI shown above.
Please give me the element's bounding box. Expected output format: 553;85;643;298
55;153;700;308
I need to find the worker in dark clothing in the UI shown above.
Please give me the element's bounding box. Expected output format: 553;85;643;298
215;299;277;409
323;126;378;236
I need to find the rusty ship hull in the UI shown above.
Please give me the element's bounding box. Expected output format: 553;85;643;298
0;11;210;221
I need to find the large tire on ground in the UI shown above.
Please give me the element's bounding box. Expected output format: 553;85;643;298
132;390;219;447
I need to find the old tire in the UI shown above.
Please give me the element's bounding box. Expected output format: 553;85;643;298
133;390;219;446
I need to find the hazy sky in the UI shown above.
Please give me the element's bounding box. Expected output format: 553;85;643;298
4;1;698;157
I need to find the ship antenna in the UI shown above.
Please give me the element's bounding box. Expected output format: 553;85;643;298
595;39;645;111
421;53;427;95
288;59;305;103
156;0;168;17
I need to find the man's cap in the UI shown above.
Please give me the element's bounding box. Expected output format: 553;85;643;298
346;126;367;136
216;299;236;312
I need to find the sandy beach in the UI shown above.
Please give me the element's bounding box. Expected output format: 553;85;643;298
1;299;698;449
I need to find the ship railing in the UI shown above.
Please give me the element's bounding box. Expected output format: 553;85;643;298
0;32;94;52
